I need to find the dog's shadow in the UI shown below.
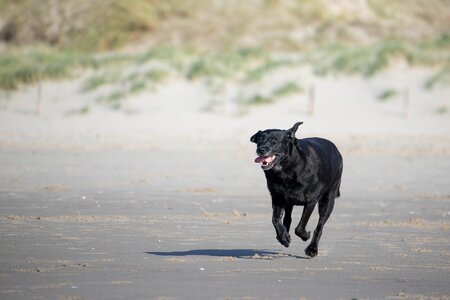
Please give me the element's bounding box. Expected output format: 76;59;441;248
146;249;308;259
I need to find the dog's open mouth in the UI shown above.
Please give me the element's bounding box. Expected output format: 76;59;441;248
254;155;279;170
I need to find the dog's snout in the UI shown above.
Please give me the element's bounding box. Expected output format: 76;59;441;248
257;146;269;155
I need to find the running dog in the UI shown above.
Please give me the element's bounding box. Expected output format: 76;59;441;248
251;122;343;257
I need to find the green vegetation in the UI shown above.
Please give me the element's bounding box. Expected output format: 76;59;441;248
308;37;450;77
0;0;449;110
1;38;448;94
425;66;450;90
186;49;269;81
272;82;304;98
244;94;275;106
239;81;304;108
66;105;90;116
377;88;398;101
0;46;178;90
83;72;121;92
435;106;448;115
84;68;169;92
87;66;170;109
0;47;98;89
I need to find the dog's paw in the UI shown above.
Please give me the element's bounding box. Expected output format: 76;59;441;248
276;232;291;247
305;244;318;257
294;228;311;242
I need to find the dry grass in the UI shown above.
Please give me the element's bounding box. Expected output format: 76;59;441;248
1;0;449;52
1;0;449;93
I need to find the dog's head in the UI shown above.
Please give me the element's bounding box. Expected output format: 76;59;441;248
250;122;303;171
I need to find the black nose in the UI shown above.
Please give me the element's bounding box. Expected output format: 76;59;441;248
257;146;269;155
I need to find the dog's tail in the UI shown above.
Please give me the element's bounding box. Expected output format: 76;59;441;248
336;178;341;198
336;160;343;198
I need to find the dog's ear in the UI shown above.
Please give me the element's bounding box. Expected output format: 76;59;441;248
287;122;303;139
250;131;262;143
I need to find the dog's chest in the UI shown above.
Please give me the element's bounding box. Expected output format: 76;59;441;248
269;180;308;205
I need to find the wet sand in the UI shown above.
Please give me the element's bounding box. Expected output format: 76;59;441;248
1;65;449;299
1;144;449;300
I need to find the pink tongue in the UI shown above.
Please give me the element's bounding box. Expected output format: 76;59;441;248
254;156;275;164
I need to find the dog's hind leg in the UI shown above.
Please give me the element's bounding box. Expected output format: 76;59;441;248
304;185;338;257
295;202;315;242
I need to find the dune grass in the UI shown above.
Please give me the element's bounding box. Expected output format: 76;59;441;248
185;48;269;81
0;47;97;90
239;81;304;108
0;46;180;90
1;0;449;94
308;36;450;78
0;0;181;51
425;66;450;90
377;88;398;101
2;34;449;95
272;82;304;98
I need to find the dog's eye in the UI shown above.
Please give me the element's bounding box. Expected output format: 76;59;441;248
271;138;278;144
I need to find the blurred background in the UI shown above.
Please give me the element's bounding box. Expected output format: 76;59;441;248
1;3;450;299
0;0;449;151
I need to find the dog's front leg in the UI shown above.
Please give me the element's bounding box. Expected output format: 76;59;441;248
272;204;291;247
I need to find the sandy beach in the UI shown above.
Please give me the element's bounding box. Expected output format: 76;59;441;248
1;67;449;299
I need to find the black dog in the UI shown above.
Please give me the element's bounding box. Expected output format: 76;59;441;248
251;122;343;257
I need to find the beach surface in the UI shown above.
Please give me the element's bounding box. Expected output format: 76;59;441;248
1;68;449;299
